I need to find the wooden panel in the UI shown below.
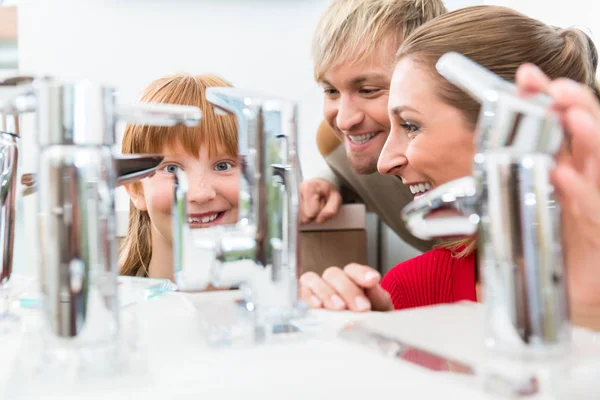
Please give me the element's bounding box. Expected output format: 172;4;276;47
300;229;367;275
0;7;17;40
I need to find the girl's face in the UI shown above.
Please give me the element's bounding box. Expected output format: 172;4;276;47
126;143;240;273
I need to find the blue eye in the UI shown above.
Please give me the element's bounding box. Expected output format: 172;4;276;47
162;164;180;174
214;161;233;172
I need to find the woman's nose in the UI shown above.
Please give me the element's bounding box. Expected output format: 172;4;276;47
377;130;408;176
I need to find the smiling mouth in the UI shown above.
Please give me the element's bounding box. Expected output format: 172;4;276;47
409;182;432;197
187;211;225;227
347;132;380;145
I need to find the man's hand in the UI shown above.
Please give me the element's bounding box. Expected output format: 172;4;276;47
299;178;342;224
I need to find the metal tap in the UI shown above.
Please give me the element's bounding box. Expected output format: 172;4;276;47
6;78;202;342
401;53;569;356
173;88;303;337
0;76;34;289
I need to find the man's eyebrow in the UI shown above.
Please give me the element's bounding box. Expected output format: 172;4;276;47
350;73;388;85
319;73;388;87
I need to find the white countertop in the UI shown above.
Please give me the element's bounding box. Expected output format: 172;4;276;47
0;280;598;399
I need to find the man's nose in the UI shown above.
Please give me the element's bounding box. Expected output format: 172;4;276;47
336;95;364;132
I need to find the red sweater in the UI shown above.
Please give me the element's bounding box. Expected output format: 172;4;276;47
381;248;477;310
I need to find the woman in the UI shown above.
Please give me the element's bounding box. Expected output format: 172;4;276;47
300;6;600;330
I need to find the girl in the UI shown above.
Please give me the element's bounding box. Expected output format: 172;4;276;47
119;74;240;280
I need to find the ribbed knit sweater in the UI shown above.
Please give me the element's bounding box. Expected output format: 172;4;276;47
381;248;476;310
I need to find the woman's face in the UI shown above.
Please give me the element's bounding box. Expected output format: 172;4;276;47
377;57;476;198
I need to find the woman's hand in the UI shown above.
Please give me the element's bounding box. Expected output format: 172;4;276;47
299;263;394;312
517;64;600;329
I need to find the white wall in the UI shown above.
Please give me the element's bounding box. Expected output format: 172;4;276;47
17;0;330;179
484;0;600;66
15;0;336;247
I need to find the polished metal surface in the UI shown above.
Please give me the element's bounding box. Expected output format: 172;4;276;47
477;152;569;350
401;176;478;240
0;132;17;284
437;52;562;155
173;87;302;332
5;78;201;339
402;53;570;356
114;154;164;186
0;76;34;288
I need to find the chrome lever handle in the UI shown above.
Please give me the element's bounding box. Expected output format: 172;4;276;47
401;176;479;240
116;103;202;127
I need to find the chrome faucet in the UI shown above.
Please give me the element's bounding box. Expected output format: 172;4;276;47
173;88;303;340
6;79;202;344
402;53;569;357
0;76;34;296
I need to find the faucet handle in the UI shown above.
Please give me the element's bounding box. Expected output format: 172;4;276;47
436;52;511;103
0;76;35;87
116;103;202;127
401;176;478;240
0;76;38;116
436;52;563;155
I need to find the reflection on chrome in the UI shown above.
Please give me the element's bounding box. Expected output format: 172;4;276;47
5;78;201;346
172;88;304;343
402;53;570;363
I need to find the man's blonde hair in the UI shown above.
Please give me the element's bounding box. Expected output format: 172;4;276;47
312;0;447;80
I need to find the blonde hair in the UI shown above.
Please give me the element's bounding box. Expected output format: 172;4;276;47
119;74;237;277
312;0;447;81
397;5;600;257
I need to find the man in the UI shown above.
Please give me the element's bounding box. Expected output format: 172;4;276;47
300;0;446;253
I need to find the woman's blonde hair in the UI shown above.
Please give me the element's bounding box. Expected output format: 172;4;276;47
397;5;600;257
119;74;237;277
312;0;447;81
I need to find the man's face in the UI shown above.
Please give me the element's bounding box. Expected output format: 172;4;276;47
319;40;396;174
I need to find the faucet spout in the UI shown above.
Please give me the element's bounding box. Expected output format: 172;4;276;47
402;54;571;356
401;176;478;240
173;87;304;339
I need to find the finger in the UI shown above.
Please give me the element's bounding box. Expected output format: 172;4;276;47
299;270;346;310
548;78;600;121
562;108;600;185
299;190;322;224
299;285;323;309
553;165;600;218
315;189;342;223
365;285;395;312
322;266;371;312
342;263;382;289
515;63;551;97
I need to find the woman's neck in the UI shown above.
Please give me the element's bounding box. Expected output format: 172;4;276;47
147;229;175;281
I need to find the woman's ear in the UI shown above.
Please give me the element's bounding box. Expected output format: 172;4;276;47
124;183;147;211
